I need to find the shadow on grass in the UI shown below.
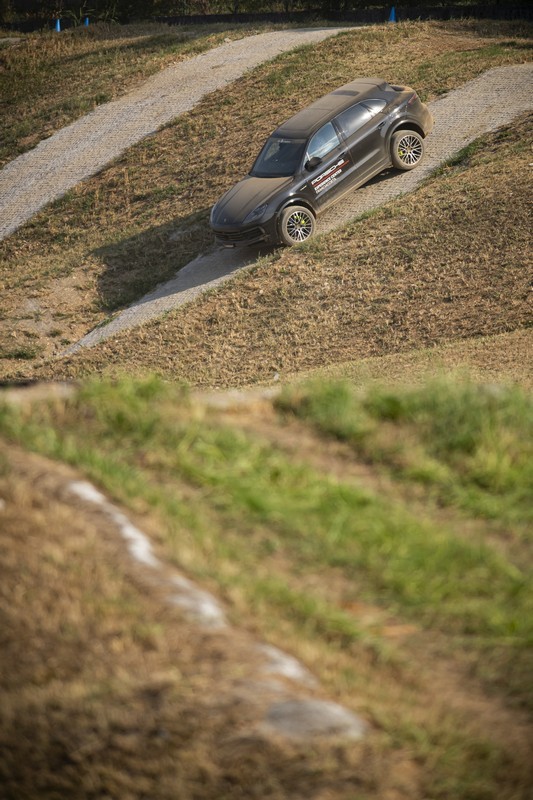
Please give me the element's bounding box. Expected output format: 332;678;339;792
498;40;533;49
92;207;277;315
92;166;407;315
92;209;213;311
51;28;228;70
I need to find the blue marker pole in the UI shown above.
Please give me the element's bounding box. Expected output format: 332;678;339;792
55;18;61;32
388;6;396;22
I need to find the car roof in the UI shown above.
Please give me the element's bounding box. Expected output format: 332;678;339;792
274;78;393;139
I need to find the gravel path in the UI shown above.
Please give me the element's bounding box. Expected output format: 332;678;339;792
0;27;349;242
66;62;533;354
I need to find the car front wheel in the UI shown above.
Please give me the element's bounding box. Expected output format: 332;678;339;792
279;205;316;246
391;130;425;170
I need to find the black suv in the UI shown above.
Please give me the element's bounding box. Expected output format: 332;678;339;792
210;78;433;247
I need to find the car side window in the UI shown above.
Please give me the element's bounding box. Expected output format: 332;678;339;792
362;99;387;116
306;122;341;161
334;103;373;138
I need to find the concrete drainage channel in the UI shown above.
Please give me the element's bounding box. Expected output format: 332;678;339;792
63;62;533;355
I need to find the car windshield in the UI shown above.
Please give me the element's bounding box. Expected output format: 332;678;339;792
250;137;306;178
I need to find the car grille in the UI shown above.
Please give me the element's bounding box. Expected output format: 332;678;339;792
215;226;264;244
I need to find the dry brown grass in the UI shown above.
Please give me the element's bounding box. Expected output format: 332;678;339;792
291;328;533;390
0;21;270;167
36;114;532;388
0;20;531;380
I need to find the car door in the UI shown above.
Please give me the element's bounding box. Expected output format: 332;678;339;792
334;100;388;185
301;121;354;211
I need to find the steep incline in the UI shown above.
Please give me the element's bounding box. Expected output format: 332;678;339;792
0;27;348;241
65;63;533;353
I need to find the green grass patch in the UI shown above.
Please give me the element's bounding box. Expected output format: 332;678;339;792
279;378;533;530
1;374;531;659
432;139;486;176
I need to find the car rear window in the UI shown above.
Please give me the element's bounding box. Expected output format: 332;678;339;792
335;100;387;138
363;99;387;115
250;137;307;177
335;103;373;138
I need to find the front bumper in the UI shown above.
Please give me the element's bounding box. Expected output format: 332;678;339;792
211;214;279;248
214;225;268;248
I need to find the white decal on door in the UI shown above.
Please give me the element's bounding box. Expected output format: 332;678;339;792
311;158;349;194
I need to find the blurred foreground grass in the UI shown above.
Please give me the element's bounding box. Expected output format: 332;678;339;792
1;374;532;797
1;375;530;664
279;378;533;529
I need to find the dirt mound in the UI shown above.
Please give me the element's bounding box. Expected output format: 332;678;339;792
1;379;532;799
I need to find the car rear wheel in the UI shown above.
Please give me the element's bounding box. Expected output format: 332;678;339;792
391;130;424;170
279;206;316;246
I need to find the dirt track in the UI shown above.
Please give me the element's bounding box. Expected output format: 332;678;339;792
63;62;533;354
0;28;349;242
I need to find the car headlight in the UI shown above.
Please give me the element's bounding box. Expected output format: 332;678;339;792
244;203;268;224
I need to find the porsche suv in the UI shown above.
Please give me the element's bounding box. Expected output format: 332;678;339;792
210;77;433;247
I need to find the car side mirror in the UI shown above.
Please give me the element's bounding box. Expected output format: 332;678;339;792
305;156;322;172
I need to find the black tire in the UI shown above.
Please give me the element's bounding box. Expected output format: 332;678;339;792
279;205;316;246
391;130;425;171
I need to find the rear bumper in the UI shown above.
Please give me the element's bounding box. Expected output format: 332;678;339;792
421;104;434;136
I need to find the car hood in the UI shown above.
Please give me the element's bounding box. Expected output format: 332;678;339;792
212;175;293;225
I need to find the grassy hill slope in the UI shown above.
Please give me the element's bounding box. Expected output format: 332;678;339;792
1;375;532;798
0;22;272;167
37;113;532;388
1;20;531;799
1;20;531;381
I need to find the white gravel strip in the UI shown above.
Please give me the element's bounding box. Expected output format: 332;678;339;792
70;478;228;628
65;62;533;354
0;27;350;242
258;644;318;687
67;474;367;740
